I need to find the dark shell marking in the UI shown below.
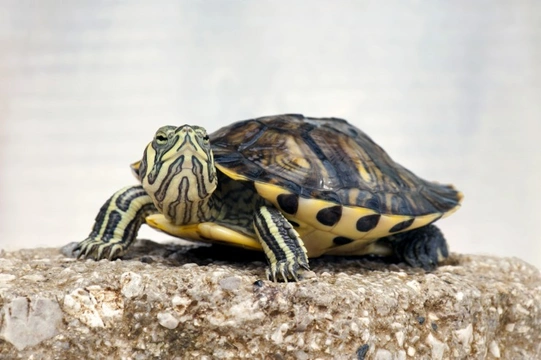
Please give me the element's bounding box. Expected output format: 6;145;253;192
211;114;461;217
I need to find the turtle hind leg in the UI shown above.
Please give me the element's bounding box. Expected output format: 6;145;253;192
253;205;310;282
377;224;449;270
75;185;157;260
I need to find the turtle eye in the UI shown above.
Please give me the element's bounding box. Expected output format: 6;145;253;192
155;134;168;144
193;127;210;144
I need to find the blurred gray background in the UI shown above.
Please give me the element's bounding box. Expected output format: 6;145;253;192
1;1;540;268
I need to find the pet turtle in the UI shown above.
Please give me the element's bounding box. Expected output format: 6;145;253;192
76;114;462;281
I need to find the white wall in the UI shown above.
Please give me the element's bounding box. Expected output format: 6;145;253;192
1;1;539;269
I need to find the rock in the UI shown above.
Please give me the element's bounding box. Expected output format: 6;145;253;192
0;240;540;359
1;297;62;350
120;271;144;298
157;311;180;330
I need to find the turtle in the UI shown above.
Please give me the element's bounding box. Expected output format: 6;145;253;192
75;114;463;281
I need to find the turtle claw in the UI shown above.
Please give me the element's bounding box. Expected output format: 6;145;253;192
266;262;296;283
266;255;310;282
75;238;126;261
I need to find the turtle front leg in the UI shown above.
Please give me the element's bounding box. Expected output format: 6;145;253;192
253;205;310;282
75;185;158;260
377;224;449;270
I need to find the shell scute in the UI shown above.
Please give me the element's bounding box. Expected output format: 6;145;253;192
211;114;462;220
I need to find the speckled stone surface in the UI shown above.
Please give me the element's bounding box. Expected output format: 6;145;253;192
0;240;540;359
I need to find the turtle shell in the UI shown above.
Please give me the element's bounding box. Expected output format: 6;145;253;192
210;114;462;251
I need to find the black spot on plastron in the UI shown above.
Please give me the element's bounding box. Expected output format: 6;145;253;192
356;214;380;232
333;236;354;245
277;194;299;215
356;344;369;360
389;218;415;233
316;205;342;226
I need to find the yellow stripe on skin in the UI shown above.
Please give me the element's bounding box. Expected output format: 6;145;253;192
99;186;153;242
254;206;307;281
142;132;217;225
77;185;156;260
254;226;278;274
256;206;302;263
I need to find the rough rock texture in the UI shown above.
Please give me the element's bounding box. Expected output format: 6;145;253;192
0;240;540;359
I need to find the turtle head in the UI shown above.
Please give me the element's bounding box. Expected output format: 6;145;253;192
139;124;217;224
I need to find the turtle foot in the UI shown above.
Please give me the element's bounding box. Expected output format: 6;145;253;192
74;237;127;261
381;224;449;270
